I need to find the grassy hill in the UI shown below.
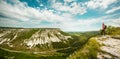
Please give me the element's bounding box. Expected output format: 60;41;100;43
0;27;100;59
67;37;100;59
0;26;120;59
67;26;120;59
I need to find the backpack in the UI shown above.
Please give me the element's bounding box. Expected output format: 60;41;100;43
104;25;107;29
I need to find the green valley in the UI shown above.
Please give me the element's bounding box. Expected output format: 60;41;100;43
0;26;120;59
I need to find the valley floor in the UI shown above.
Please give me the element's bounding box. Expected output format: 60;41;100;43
1;35;120;59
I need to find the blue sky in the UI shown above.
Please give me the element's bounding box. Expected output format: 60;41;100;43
0;0;120;31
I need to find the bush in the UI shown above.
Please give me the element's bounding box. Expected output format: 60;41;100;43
106;26;120;35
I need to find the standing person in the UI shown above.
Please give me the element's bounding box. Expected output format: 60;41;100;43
101;22;107;36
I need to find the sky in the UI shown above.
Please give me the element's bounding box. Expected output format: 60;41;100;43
0;0;120;31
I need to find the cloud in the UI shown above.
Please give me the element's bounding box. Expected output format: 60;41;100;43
106;6;120;14
106;18;120;27
0;0;30;21
51;1;87;15
56;18;103;31
0;0;74;28
50;0;117;15
0;17;22;27
63;14;120;31
64;0;73;3
98;14;120;27
86;0;117;9
0;0;119;31
0;0;69;22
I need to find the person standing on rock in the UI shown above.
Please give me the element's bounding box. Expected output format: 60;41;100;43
101;22;107;36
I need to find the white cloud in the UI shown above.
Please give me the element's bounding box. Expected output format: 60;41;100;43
0;0;30;21
106;18;120;27
0;17;22;27
106;6;120;14
61;14;120;31
40;4;44;6
36;0;40;3
64;0;73;3
87;0;117;9
0;0;74;28
52;1;87;15
0;0;69;22
51;0;117;15
57;18;103;31
0;0;119;31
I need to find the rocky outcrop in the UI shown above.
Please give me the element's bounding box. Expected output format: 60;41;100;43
24;29;72;48
96;35;120;59
0;28;72;51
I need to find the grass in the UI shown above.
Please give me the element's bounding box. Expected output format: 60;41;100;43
67;37;100;59
12;29;39;43
106;26;120;35
0;28;101;59
0;48;67;59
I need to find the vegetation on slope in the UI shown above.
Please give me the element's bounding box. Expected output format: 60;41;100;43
12;29;39;43
55;31;99;56
100;26;120;39
100;26;120;35
68;31;99;48
67;37;100;59
67;26;120;59
0;48;67;59
107;26;120;35
0;27;100;59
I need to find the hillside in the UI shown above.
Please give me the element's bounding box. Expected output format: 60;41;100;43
67;26;120;59
1;26;119;59
0;28;73;59
1;28;90;59
67;36;120;59
0;28;74;51
97;35;120;59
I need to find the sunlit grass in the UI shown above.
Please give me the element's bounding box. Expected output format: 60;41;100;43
67;37;100;59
